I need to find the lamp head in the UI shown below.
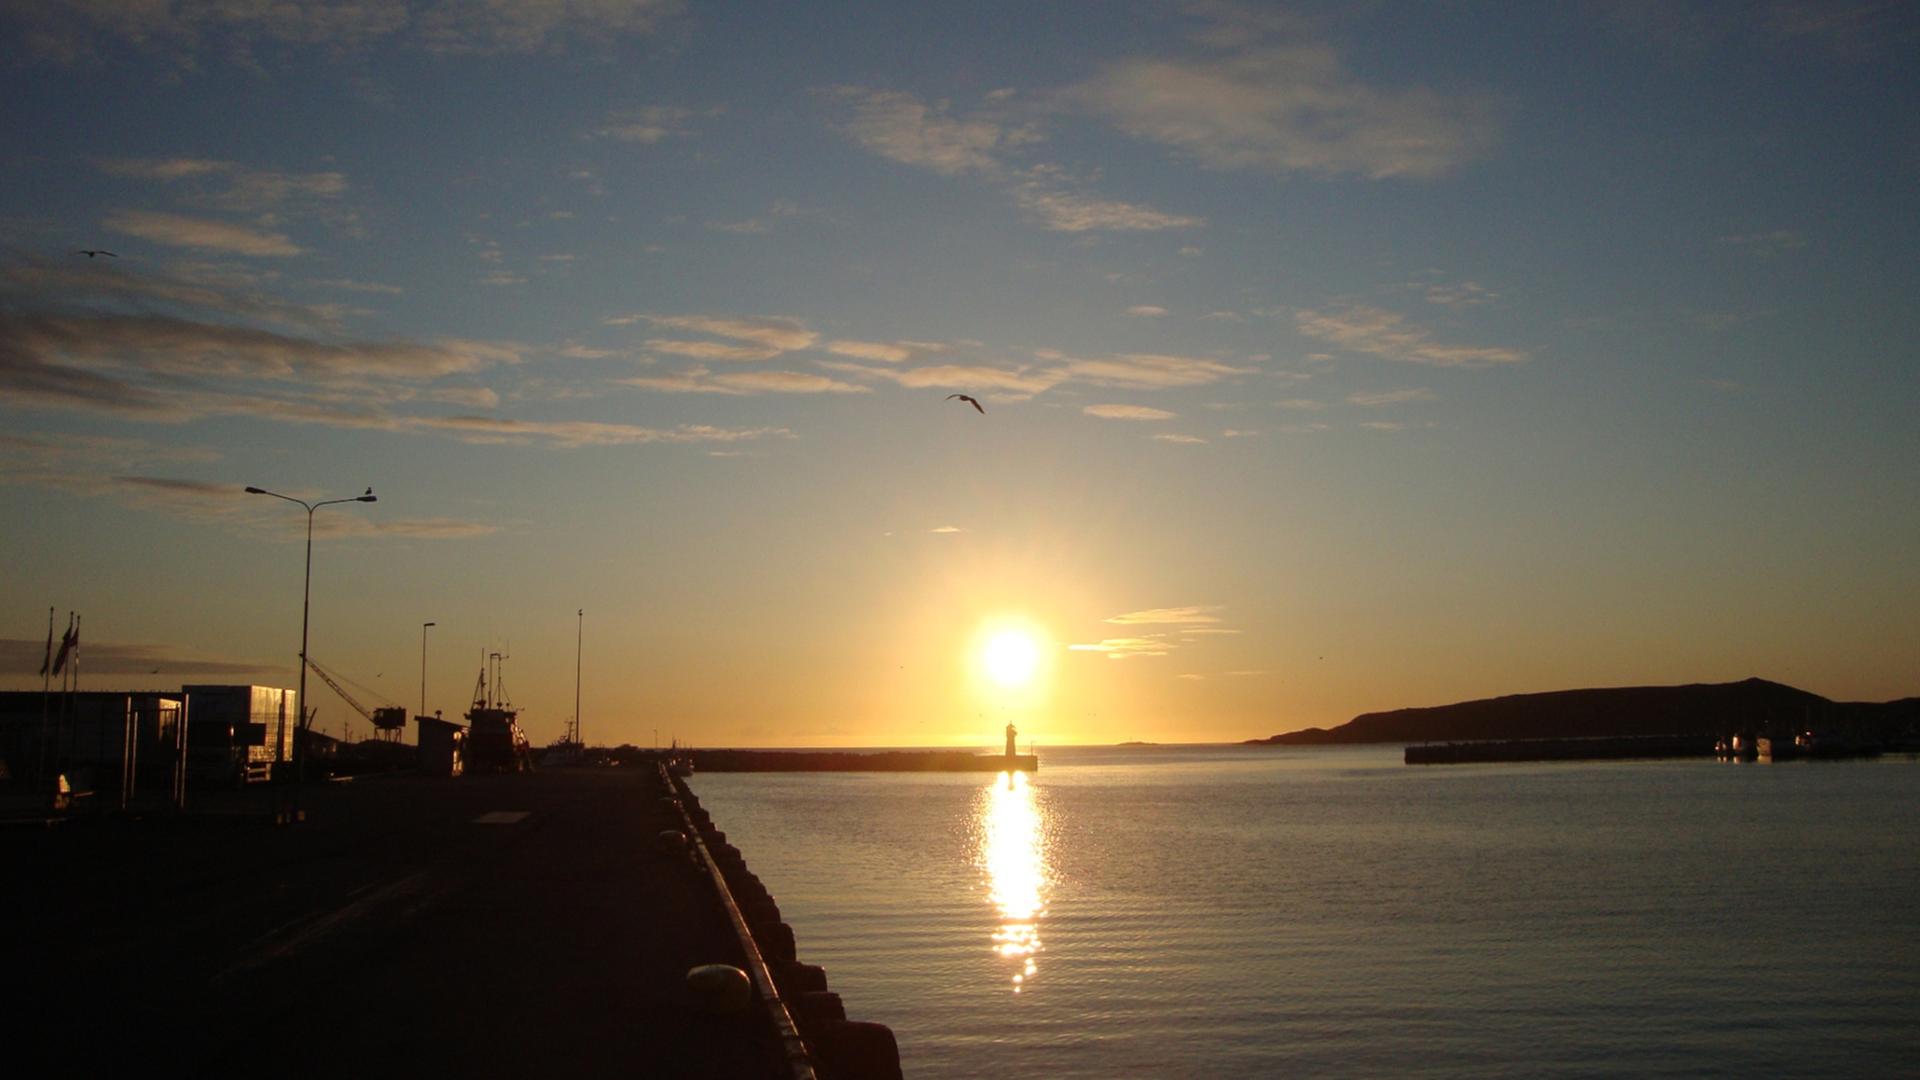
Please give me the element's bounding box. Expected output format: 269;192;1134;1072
244;486;266;494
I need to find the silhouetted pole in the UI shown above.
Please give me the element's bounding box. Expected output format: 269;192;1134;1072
574;608;583;746
245;485;377;820
421;621;436;716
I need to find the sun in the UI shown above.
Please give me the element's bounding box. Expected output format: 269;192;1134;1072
981;628;1043;690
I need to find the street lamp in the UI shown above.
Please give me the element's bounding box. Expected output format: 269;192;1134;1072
245;485;377;810
421;621;436;717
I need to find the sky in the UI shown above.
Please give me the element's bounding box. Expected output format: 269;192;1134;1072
1;1;1916;748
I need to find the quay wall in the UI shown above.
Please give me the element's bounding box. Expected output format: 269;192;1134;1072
664;768;904;1080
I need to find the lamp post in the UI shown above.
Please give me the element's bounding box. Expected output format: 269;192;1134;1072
574;608;583;747
421;621;436;717
245;485;377;816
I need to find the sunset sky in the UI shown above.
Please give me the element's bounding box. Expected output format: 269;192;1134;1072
2;2;1915;747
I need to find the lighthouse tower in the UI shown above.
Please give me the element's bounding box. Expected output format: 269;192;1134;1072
1005;722;1018;759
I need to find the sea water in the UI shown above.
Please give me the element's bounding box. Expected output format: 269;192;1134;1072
688;745;1920;1077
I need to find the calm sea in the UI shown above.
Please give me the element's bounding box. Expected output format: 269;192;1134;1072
688;745;1920;1078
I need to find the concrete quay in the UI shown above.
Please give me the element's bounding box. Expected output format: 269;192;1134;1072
5;768;795;1077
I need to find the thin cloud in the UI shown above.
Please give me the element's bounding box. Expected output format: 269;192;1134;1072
1057;352;1249;389
315;278;403;295
1153;433;1207;444
1068;637;1170;659
929;525;963;534
1106;605;1224;626
0;637;271;677
819;360;1063;396
595;106;695;143
825;338;913;363
1126;305;1169;317
827;87;1009;175
827;88;1196;234
1066;36;1500;180
619;367;869;395
105;211;302;257
645;314;818;352
645;339;782;361
1295;305;1527;367
1346;388;1435;406
1084;403;1177;420
1010;173;1203;232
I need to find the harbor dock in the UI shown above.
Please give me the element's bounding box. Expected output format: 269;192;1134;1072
6;767;893;1077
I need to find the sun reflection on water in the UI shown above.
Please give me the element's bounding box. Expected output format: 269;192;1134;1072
977;769;1049;993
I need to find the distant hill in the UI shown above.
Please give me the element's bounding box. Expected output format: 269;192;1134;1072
1253;678;1919;745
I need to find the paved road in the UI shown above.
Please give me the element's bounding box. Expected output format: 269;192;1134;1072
6;768;786;1078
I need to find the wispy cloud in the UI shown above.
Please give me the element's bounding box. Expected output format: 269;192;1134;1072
819;360;1063;396
595;105;696;143
1106;605;1224;626
1068;637;1170;659
645;340;782;361
644;314;819;352
828;87;1012;175
314;278;403;295
0;636;271;677
1126;305;1169;317
105;211;303;257
929;525;963;534
618;367;870;395
1084;403;1176;420
821;338;917;363
1294;305;1527;367
1346;388;1435;406
1056;352;1249;389
1010;173;1204;232
1065;21;1500;180
827;88;1198;233
1153;433;1207;444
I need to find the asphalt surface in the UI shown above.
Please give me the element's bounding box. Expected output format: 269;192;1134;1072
5;768;787;1078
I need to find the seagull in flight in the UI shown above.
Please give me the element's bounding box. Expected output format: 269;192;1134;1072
76;249;117;258
947;393;985;414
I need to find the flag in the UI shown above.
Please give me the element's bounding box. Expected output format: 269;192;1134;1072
38;611;53;677
51;618;76;676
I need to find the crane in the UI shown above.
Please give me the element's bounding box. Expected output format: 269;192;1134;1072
305;656;409;742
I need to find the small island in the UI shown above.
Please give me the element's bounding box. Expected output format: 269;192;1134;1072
1250;678;1920;763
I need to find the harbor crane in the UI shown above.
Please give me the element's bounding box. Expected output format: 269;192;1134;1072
304;656;409;742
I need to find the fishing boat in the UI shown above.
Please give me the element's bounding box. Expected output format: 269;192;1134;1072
465;652;531;773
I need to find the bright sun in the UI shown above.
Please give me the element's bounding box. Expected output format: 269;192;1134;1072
982;628;1042;690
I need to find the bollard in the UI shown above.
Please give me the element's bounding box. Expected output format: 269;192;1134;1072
684;964;752;1014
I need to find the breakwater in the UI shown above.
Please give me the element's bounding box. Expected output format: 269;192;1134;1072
663;767;904;1080
1405;734;1717;764
694;750;1038;773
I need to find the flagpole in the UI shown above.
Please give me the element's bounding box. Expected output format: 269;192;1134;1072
38;606;52;784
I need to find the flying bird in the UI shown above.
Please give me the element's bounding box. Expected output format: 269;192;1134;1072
76;249;117;258
947;393;985;414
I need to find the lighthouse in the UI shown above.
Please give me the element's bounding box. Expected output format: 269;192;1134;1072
1005;721;1018;759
